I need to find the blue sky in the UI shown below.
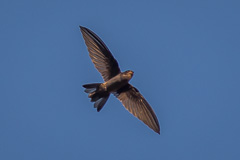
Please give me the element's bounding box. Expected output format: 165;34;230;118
1;0;240;159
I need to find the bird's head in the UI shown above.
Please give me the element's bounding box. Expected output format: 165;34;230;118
122;70;134;81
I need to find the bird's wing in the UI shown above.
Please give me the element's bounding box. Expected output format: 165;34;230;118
115;84;160;134
80;26;121;81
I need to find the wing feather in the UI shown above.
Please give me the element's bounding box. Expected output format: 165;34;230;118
116;84;160;134
80;26;121;81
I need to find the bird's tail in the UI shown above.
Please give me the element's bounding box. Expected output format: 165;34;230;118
83;83;110;112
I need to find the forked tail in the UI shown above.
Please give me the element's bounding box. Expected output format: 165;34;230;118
83;83;110;112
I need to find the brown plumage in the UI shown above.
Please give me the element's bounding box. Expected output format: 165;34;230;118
80;26;160;134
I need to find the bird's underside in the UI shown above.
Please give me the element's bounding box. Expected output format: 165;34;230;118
80;26;160;134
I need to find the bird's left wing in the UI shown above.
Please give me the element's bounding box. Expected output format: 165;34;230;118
80;26;121;81
115;84;160;134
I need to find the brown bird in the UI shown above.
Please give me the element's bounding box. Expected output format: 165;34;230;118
80;26;160;134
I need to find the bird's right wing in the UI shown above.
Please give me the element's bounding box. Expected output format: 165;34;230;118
115;84;160;134
80;26;121;81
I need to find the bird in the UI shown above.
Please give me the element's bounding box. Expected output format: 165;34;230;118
80;26;160;134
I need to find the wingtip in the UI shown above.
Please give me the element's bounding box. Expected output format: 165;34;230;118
153;126;160;135
154;128;160;135
79;25;85;31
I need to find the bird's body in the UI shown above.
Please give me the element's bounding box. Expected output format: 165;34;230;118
101;70;134;92
80;26;160;134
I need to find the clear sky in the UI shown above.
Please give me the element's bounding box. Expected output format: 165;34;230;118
0;0;240;159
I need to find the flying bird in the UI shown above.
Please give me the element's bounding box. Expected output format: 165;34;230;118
80;26;160;134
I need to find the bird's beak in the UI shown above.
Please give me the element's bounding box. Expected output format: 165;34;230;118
130;71;134;77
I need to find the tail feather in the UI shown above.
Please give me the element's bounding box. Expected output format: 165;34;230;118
94;95;110;112
84;88;96;93
83;83;110;111
90;93;101;102
83;83;101;93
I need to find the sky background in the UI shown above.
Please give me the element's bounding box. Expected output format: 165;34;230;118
1;0;240;159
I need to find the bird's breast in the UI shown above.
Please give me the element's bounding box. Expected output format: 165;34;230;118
102;74;129;93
